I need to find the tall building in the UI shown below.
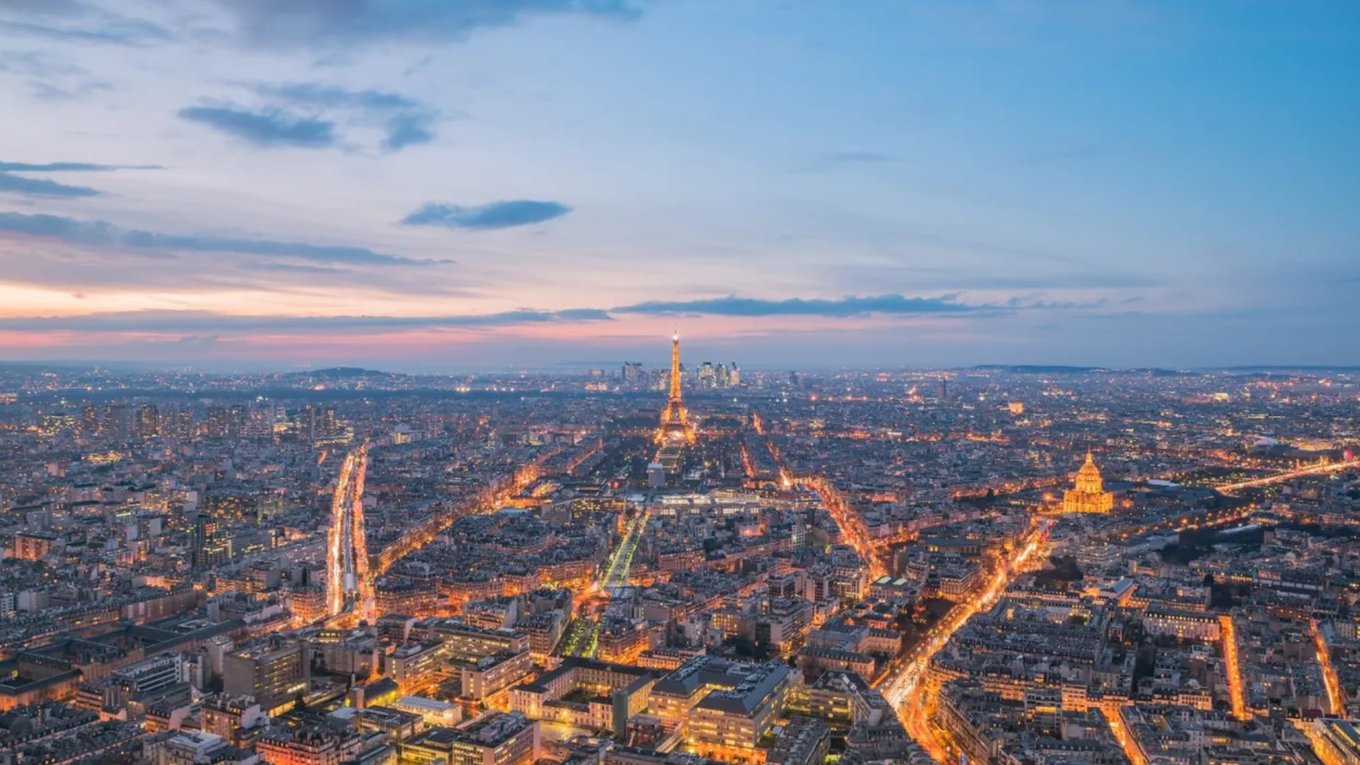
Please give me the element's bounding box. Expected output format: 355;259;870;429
192;514;230;568
223;638;310;714
656;332;695;444
136;404;159;439
327;443;375;624
1061;451;1115;514
698;361;715;388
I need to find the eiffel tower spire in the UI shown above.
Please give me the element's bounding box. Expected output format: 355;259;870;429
657;331;695;443
668;330;682;404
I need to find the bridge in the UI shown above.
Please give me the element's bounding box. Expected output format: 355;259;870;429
1215;458;1360;493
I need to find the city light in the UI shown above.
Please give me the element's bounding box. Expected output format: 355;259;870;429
1;5;1356;765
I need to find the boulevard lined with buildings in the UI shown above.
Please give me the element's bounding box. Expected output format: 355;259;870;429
1;345;1359;765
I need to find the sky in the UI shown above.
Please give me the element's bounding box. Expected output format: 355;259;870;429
0;0;1357;371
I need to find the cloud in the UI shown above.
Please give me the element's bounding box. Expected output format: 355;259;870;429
843;265;1163;292
0;172;99;198
614;294;982;318
0;0;84;10
383;112;437;150
0;15;169;46
0;50;113;101
251;82;423;112
0;160;159;172
0;159;159;198
208;0;641;46
178;106;338;148
402;201;572;230
0;211;441;266
0;308;613;334
250;82;442;152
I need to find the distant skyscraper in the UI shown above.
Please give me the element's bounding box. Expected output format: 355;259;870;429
699;361;715;388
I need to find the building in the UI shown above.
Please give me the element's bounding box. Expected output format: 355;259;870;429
147;730;258;765
405;712;540;765
255;723;359;765
1062;452;1115;514
516;613;565;662
13;531;59;561
111;652;181;696
766;717;831;765
787;670;891;731
222;638;310;714
1312;718;1360;765
796;646;875;681
1142;607;1221;641
192;514;230;568
456;650;534;703
394;695;462;727
200;694;266;745
597;618;650;664
386;641;444;694
424;620;530;659
650;656;795;761
510;658;655;733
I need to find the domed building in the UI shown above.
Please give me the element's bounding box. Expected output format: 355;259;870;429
1062;451;1114;513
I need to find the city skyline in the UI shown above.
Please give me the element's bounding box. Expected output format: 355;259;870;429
1;1;1358;369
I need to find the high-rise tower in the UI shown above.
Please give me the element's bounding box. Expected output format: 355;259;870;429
326;442;375;623
657;332;695;443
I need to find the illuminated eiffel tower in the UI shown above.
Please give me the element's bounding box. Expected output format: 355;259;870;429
326;442;375;624
657;331;695;444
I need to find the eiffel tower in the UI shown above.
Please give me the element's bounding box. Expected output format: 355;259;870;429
656;332;696;444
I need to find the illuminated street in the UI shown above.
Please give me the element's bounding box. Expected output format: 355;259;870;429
602;510;651;593
1311;618;1346;717
1221;614;1249;720
797;474;888;579
880;518;1053;762
559;509;651;658
1107;707;1148;765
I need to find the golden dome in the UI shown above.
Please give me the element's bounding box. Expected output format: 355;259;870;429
1062;450;1114;513
1075;451;1103;493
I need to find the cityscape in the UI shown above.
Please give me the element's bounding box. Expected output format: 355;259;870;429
1;344;1358;765
2;2;1359;765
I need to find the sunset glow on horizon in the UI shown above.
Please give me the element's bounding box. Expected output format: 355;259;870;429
2;1;1357;370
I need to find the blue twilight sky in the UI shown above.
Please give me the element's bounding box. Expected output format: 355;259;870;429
0;0;1357;370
